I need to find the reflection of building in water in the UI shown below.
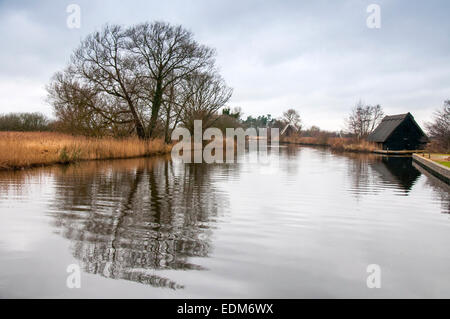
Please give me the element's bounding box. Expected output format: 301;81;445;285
50;157;231;289
278;145;302;175
370;156;421;192
337;152;421;197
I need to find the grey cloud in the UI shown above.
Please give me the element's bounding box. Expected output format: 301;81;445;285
0;0;449;129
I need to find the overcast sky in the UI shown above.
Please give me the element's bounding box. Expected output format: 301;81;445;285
0;0;449;131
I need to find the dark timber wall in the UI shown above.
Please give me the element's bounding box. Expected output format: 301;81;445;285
383;117;426;150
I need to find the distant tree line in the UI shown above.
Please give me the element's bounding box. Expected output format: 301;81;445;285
0;112;51;131
4;99;447;153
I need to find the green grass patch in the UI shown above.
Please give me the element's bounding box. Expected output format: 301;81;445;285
437;161;450;168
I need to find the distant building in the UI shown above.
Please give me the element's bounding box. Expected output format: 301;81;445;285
368;113;428;150
280;123;300;137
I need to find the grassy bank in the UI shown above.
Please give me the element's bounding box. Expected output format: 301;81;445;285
0;132;172;170
280;136;378;153
422;153;450;168
438;161;450;168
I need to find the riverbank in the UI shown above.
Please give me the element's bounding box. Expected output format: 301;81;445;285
0;132;172;170
430;154;450;168
412;153;450;184
280;136;377;153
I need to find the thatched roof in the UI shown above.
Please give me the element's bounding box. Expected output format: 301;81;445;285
367;113;427;143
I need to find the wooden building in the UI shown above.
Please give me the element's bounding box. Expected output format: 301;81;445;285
280;123;300;137
367;113;428;150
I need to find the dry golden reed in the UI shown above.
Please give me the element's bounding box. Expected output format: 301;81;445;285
0;132;172;170
328;138;377;152
280;135;378;153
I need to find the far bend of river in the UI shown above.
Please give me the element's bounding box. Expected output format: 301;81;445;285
0;146;449;298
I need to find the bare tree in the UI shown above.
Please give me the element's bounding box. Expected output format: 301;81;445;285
160;79;184;143
282;109;302;131
47;22;219;139
346;101;384;139
426;100;450;152
370;104;384;132
127;22;215;138
178;72;232;134
47;69;136;136
47;25;147;137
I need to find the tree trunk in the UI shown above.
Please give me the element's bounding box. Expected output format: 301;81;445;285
124;96;147;139
164;112;171;143
164;83;174;144
135;122;147;139
129;106;147;139
148;80;163;138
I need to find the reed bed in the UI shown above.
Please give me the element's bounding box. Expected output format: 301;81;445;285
281;136;329;146
328;138;377;153
0;132;172;170
280;135;378;153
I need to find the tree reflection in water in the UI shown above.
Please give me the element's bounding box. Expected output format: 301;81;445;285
50;157;230;289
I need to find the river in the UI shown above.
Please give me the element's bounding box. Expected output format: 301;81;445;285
0;145;449;298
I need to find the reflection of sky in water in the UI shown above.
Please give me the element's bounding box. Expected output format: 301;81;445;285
0;147;449;298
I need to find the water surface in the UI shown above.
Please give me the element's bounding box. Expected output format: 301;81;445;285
0;146;449;298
